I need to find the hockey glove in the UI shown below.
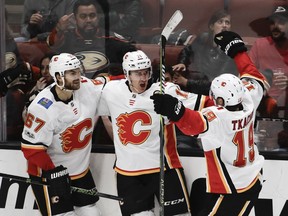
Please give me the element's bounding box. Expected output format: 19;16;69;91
0;62;33;92
214;31;247;58
42;165;71;202
150;93;185;122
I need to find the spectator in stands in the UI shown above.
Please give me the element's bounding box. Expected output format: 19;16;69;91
21;0;76;41
164;66;174;82
249;5;288;150
22;52;55;121
1;9;36;97
100;0;144;42
47;0;136;77
170;10;238;149
172;9;238;85
249;5;288;108
2;9;41;140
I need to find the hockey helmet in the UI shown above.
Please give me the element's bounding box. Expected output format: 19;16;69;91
49;53;82;88
210;73;244;107
122;50;152;82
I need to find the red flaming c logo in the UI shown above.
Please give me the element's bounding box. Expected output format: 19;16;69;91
116;111;151;145
60;119;93;152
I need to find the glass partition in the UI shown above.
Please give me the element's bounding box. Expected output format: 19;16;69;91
1;0;287;154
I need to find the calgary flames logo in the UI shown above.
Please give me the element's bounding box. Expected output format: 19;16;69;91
116;111;151;145
60;119;93;152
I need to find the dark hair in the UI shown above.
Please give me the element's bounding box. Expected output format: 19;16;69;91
39;52;56;67
73;0;103;15
208;9;230;28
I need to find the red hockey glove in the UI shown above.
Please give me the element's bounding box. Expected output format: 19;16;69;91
150;93;185;122
214;31;247;58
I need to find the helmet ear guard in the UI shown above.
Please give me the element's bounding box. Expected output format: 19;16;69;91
210;73;244;107
49;53;83;89
122;50;152;83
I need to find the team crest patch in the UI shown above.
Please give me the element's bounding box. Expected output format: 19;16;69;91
203;110;217;122
38;97;53;109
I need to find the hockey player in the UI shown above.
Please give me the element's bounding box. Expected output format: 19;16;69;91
98;50;213;216
151;31;267;215
21;53;102;216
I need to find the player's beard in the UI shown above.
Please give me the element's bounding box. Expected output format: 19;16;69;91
64;80;81;91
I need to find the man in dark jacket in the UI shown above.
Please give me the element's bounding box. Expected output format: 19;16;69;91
47;0;136;77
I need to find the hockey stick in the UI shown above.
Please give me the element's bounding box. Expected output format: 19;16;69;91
0;172;123;201
70;186;123;201
159;10;183;216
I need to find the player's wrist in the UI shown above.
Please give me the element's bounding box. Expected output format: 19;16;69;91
169;100;185;121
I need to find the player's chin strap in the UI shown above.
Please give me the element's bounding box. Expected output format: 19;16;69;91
0;172;123;202
56;79;74;93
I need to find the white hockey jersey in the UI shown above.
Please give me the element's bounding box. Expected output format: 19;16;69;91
21;77;103;176
98;80;210;176
175;52;267;194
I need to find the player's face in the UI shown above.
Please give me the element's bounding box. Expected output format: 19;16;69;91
269;18;288;42
75;5;99;36
64;69;81;90
210;15;231;35
129;69;150;93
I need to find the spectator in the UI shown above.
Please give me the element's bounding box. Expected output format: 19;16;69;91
249;5;288;110
1;9;41;140
21;0;76;41
21;53;103;216
1;9;36;97
151;31;266;216
164;66;174;82
172;9;238;85
249;6;288;150
22;52;55;121
100;0;144;41
47;0;136;77
98;50;213;215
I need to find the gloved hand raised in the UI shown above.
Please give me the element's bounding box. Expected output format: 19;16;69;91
150;93;185;122
214;31;247;58
42;165;71;202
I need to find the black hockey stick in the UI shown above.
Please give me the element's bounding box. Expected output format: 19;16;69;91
159;10;183;216
0;172;123;201
70;186;123;201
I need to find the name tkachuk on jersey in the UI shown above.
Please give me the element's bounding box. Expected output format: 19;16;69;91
198;75;265;194
21;77;103;176
98;80;210;176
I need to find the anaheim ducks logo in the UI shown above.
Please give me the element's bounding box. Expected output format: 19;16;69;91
60;119;93;152
74;51;109;75
116;111;151;145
